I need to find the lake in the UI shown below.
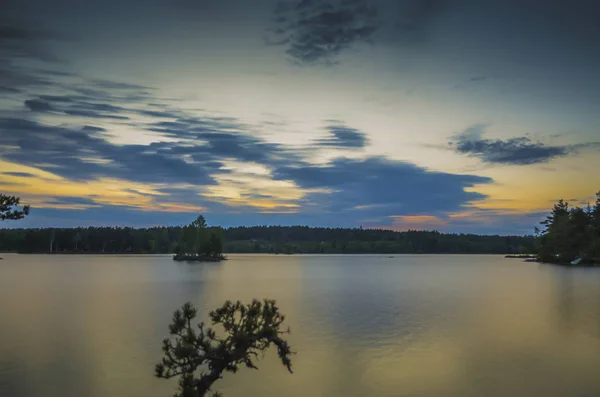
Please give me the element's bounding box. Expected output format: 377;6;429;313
1;254;600;397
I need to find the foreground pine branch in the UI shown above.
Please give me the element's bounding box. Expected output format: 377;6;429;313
155;299;294;397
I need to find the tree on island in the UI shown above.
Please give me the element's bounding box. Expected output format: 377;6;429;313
175;215;225;260
0;193;30;221
155;299;294;397
537;191;600;264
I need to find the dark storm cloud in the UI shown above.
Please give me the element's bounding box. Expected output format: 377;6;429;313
450;125;600;165
268;0;381;65
316;123;368;148
274;156;491;215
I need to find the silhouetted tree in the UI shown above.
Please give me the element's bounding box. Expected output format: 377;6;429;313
539;199;571;262
590;192;600;257
155;299;293;397
191;215;207;229
205;232;223;258
538;191;600;263
0;193;30;221
568;206;590;258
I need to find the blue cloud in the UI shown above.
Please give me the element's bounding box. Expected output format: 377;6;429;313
45;196;101;206
38;95;75;102
316;123;369;148
1;112;495;229
274;156;491;216
450;125;600;165
268;0;381;65
24;99;54;112
63;109;130;120
0;118;216;186
1;172;36;178
136;109;180;118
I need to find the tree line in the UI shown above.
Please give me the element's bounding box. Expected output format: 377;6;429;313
537;191;600;264
0;224;535;254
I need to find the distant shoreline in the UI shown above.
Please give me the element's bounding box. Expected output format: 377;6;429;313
0;226;537;256
1;252;527;256
0;251;171;255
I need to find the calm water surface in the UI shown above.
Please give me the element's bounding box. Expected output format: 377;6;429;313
1;254;600;397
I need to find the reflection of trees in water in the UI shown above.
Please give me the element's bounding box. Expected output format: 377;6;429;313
552;266;600;339
555;267;575;335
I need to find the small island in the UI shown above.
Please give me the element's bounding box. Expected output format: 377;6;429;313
172;215;226;262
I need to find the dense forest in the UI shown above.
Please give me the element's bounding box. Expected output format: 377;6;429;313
537;192;600;264
0;224;535;254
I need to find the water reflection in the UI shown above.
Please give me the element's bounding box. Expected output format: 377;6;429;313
549;264;600;340
1;254;600;397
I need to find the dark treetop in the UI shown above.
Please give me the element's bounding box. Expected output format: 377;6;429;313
537;191;600;264
0;194;30;221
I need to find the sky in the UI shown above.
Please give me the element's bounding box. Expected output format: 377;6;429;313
0;0;599;234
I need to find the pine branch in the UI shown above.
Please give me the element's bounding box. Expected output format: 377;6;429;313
156;299;294;397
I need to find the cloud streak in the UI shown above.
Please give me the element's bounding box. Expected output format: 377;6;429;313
450;125;600;165
315;123;369;148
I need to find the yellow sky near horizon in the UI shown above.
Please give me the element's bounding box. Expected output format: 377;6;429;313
2;145;599;227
